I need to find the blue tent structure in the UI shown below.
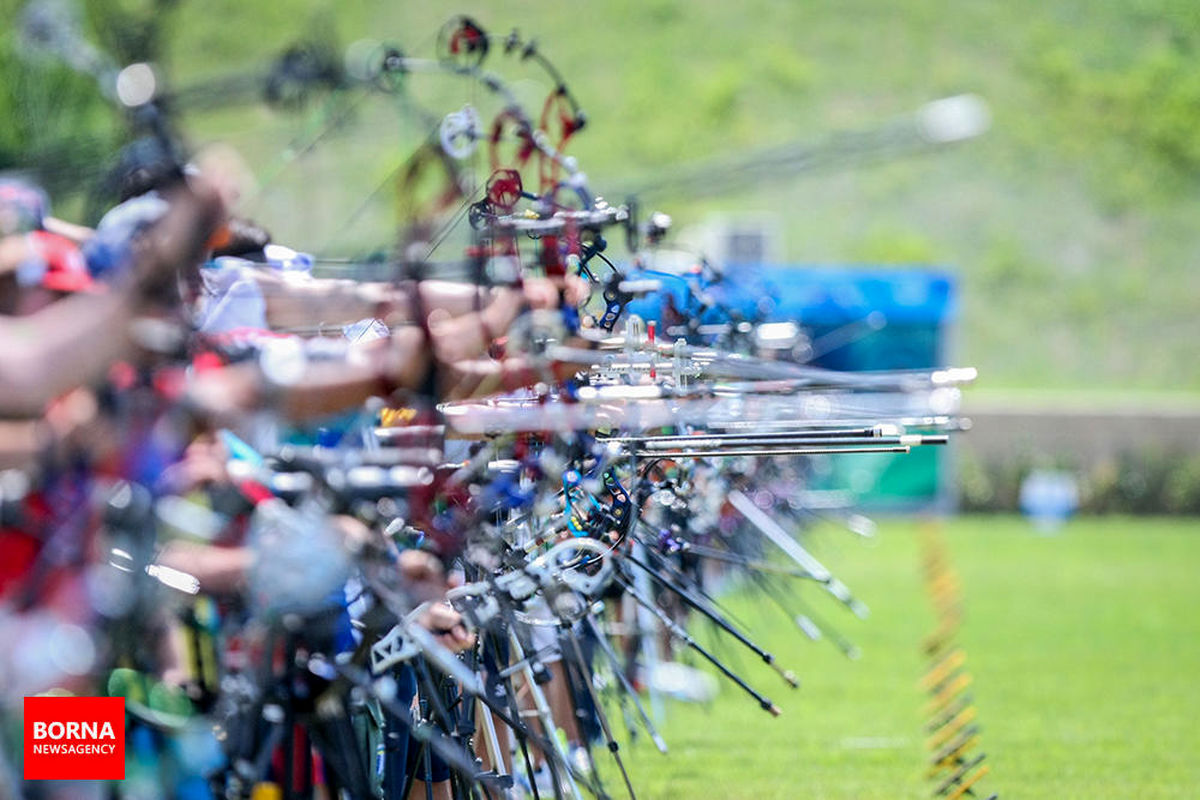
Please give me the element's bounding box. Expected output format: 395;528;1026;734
625;264;960;510
627;264;957;369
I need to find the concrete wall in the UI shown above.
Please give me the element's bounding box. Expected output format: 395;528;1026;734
958;395;1200;466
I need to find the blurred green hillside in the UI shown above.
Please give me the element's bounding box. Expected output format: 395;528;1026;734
3;0;1200;391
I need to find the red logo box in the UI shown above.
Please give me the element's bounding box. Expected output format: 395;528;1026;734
24;697;125;781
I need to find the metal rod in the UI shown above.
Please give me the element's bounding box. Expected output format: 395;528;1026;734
728;490;868;618
676;543;816;580
635;435;946;450
635;445;911;458
625;551;800;689
759;573;861;660
582;615;668;754
619;577;781;717
606;427;880;442
506;629;586;800
335;663;494;791
564;628;639;800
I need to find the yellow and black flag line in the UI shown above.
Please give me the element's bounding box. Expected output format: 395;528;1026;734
920;524;997;800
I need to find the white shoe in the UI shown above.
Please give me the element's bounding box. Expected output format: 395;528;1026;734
532;763;556;796
509;764;544;799
568;744;593;777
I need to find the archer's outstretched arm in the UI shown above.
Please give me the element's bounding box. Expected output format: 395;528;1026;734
187;276;587;422
250;271;587;332
0;184;224;418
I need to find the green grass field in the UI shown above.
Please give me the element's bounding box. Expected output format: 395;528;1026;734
598;515;1200;799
